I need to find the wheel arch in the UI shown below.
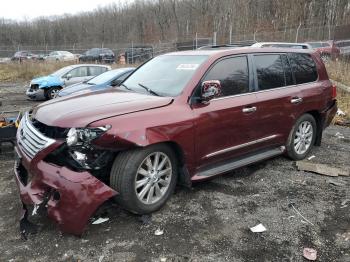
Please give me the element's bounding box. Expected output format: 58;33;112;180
149;141;192;188
304;110;323;146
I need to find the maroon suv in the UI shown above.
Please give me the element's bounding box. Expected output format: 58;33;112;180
14;47;337;235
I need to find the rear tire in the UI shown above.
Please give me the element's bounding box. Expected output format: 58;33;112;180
286;114;317;160
110;144;178;214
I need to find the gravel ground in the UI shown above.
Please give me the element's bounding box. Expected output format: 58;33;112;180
0;84;349;262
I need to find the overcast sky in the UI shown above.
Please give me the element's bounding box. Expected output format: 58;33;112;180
0;0;126;21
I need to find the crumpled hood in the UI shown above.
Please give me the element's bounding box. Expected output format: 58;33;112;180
32;89;173;127
59;83;107;97
31;75;63;88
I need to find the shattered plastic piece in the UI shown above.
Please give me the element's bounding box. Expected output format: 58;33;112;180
335;132;345;139
337;109;346;116
307;155;316;161
32;204;39;216
160;258;167;262
98;255;104;262
92;217;109;225
303;248;317;261
155;228;164;236
250;223;267;233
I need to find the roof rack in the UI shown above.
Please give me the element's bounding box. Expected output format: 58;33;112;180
197;41;256;50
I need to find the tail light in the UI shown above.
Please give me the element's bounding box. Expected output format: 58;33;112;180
331;84;337;99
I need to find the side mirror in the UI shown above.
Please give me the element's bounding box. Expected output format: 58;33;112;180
65;73;72;80
201;80;221;102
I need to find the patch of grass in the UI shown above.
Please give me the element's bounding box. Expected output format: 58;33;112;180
0;61;134;83
326;59;350;86
334;89;350;124
0;61;74;82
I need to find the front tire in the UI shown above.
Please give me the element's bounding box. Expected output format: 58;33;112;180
286;114;317;160
44;87;61;100
110;144;178;214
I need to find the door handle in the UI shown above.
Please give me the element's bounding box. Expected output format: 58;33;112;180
291;97;303;104
242;106;257;113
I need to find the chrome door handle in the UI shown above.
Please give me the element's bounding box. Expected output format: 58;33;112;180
291;97;303;104
242;106;257;113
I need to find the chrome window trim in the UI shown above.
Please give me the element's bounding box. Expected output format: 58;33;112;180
204;135;278;159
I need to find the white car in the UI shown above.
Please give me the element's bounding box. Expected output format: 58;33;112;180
45;51;76;62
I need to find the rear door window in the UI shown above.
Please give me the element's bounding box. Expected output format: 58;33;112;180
89;66;107;76
288;53;318;84
254;54;286;90
69;67;88;78
281;54;294;86
203;56;250;97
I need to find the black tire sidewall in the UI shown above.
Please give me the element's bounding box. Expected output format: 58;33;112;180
286;114;317;160
45;87;60;100
111;144;178;214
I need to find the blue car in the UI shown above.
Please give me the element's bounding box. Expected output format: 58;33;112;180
57;67;135;98
26;64;111;100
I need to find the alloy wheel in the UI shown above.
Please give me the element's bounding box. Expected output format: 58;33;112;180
135;152;172;205
294;120;313;155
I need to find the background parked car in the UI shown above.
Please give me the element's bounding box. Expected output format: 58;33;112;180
45;51;76;62
251;42;312;49
307;41;340;61
124;46;153;64
58;67;135;97
79;48;115;63
26;64;111;100
335;39;350;57
11;51;38;61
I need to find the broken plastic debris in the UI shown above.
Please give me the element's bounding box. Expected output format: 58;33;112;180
307;155;316;161
250;223;267;233
92;217;109;225
337;109;346;116
32;204;39;216
155;228;164;236
335;132;345;139
303;248;317;261
98;255;104;262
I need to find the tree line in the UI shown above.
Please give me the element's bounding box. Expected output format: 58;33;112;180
0;0;349;47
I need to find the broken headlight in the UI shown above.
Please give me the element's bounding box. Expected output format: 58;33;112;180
66;125;111;147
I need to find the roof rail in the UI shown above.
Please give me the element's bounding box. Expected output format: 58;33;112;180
197;41;256;50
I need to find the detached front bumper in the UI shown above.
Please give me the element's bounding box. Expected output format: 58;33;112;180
14;142;117;236
26;88;45;100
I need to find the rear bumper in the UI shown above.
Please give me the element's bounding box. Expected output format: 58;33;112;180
14;144;117;236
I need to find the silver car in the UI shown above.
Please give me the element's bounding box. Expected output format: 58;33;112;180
26;64;111;100
45;51;76;62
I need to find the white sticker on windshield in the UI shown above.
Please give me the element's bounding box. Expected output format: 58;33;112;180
176;64;199;70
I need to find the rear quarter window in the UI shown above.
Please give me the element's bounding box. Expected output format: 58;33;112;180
254;54;286;90
288;53;318;84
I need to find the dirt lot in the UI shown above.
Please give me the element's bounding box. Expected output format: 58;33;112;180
0;84;349;262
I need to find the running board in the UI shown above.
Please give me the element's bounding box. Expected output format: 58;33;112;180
195;147;285;178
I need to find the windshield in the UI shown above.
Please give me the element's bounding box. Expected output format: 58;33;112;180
122;55;208;96
51;66;73;77
88;70;123;85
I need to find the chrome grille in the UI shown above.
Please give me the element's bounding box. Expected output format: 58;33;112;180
17;113;55;159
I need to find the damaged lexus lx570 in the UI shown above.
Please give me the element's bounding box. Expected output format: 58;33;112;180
14;47;337;235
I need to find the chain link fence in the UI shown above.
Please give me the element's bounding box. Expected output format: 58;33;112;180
1;24;349;62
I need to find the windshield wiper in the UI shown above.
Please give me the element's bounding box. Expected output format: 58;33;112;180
120;83;131;90
138;83;161;97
